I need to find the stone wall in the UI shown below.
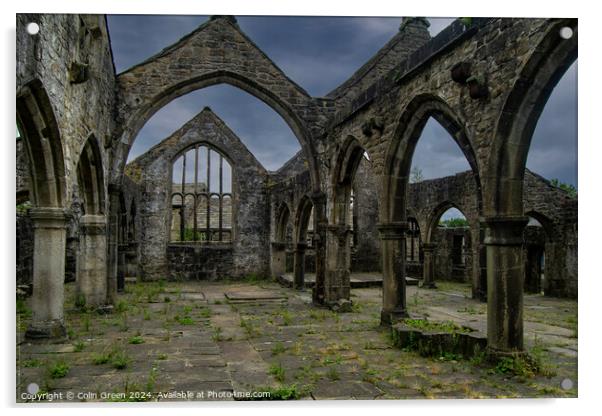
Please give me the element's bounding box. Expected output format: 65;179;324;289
125;107;270;281
351;156;381;272
17;14;116;211
432;227;472;283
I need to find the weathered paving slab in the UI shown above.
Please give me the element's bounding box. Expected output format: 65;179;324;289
16;280;577;402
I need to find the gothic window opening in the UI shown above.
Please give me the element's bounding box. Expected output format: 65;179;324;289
170;144;233;243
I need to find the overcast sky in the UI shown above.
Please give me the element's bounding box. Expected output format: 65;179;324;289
108;15;577;188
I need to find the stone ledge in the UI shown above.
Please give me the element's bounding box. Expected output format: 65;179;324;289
390;319;487;359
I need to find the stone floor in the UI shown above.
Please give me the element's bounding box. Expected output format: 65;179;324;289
279;272;419;288
16;279;578;402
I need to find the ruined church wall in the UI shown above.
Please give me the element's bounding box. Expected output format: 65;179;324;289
127;110;271;281
17;14;116;211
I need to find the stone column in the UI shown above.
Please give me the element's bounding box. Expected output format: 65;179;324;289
311;192;327;305
378;222;409;325
475;221;488;301
76;215;108;308
25;207;69;341
420;243;437;288
483;216;529;355
106;185;120;304
293;242;307;290
117;244;127;292
324;224;352;308
271;241;286;280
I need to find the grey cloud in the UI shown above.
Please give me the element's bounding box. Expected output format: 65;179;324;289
110;16;576;182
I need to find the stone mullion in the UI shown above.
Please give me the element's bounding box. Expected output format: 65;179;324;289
206;150;211;241
219;155;223;241
193;146;198;241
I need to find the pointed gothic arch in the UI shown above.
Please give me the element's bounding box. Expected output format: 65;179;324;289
16;79;66;208
112;17;323;192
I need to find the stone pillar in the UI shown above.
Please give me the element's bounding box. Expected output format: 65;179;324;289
475;222;488;301
117;244;127;292
378;222;409;325
25;207;69;341
271;241;286;280
421;243;437;288
76;215;108;308
106;185;120;304
324;224;352;308
311;192;327;305
483;216;529;355
293;242;307;290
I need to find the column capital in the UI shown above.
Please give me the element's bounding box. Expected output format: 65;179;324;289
271;241;286;250
80;214;107;235
482;215;529;246
29;207;70;229
377;222;408;240
294;242;308;252
327;223;352;234
421;242;437;252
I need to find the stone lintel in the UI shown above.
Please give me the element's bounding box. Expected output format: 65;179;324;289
29;207;70;229
377;222;408;240
482;216;529;246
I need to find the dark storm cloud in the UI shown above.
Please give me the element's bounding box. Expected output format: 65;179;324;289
108;16;577;182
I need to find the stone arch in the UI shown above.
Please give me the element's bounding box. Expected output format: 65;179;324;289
486;19;578;216
291;195;314;289
16;79;66;208
113;17;322;191
525;210;556;241
117;72;319;188
331;136;366;225
271;201;293;280
425;201;470;244
384;94;482;223
76;135;106;215
295;195;314;245
275;202;292;243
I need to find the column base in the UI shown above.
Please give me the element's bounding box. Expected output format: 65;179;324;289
326;298;353;313
419;280;437;289
486;346;528;363
25;320;67;343
380;308;409;326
